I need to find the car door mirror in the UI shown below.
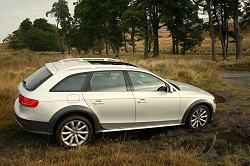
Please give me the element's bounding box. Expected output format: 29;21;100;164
157;85;173;93
157;86;167;92
169;85;173;93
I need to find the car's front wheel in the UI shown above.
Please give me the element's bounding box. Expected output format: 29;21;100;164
55;115;93;147
187;105;210;129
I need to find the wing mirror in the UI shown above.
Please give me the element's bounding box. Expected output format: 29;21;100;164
157;86;173;93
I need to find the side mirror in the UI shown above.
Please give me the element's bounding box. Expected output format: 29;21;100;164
157;86;167;92
157;85;173;93
169;86;173;93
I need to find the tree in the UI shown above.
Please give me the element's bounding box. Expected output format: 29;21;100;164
3;34;26;50
20;18;32;33
46;0;72;54
148;0;165;57
74;0;129;57
102;0;130;57
120;3;145;53
74;0;105;55
211;0;229;60
25;28;60;51
194;0;243;60
229;0;242;60
164;0;204;55
33;18;55;33
192;0;217;61
135;0;165;57
3;18;59;52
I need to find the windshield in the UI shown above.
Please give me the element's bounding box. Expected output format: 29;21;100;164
23;66;52;91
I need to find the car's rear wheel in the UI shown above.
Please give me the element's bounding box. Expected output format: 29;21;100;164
187;105;210;129
55;115;93;147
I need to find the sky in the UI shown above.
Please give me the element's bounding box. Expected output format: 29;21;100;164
0;0;75;42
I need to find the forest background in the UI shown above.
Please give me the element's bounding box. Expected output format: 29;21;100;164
3;0;250;61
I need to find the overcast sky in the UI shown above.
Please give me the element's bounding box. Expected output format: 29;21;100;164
0;0;75;42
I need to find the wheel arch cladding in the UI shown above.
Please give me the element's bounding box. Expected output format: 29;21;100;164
48;105;102;134
181;100;213;124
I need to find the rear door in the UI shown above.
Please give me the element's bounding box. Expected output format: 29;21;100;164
83;71;135;129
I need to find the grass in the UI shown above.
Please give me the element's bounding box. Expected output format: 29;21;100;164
0;140;204;166
1;34;250;165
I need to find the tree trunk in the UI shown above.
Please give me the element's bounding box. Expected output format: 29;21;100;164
207;0;216;61
225;20;229;58
152;20;159;57
77;46;81;54
172;35;176;54
213;8;227;60
111;40;119;58
143;12;149;59
131;27;136;53
144;39;149;59
56;21;65;54
144;27;149;59
66;39;71;54
105;40;109;54
176;39;179;55
95;37;102;55
233;0;242;60
123;34;128;53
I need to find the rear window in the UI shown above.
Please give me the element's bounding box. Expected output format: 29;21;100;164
23;66;52;91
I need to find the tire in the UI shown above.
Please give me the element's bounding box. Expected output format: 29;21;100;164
187;105;210;129
55;115;93;147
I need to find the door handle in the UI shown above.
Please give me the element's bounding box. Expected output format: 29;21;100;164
138;99;147;103
92;100;104;105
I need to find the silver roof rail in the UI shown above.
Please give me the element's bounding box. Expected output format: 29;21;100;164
58;58;119;64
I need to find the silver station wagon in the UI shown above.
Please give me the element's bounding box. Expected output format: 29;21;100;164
14;58;216;147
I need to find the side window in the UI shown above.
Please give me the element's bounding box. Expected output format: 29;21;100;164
89;71;127;92
50;73;88;92
128;71;166;92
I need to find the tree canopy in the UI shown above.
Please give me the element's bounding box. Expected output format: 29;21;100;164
3;0;248;60
3;18;60;51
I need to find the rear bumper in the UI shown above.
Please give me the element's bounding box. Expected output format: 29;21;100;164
14;98;52;135
15;113;52;135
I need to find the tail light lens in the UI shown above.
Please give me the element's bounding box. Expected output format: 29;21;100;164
19;94;39;108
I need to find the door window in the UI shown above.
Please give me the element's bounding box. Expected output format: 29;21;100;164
89;71;127;92
128;71;166;92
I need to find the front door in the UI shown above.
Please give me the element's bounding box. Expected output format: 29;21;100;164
127;71;181;127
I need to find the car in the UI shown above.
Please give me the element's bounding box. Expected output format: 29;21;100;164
14;58;216;147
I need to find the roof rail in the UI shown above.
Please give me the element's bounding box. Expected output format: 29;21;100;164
58;58;119;64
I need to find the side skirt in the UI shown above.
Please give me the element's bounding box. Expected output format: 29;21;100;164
97;123;184;133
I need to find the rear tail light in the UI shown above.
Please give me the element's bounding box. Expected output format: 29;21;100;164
19;94;39;108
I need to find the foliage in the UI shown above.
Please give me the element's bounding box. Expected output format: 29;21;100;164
3;18;59;51
46;0;72;53
3;0;248;60
33;18;56;33
3;34;26;50
25;29;60;51
163;0;204;55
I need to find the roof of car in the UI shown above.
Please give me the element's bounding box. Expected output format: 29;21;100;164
50;58;142;71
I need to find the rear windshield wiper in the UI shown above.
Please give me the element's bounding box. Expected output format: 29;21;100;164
22;80;28;90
